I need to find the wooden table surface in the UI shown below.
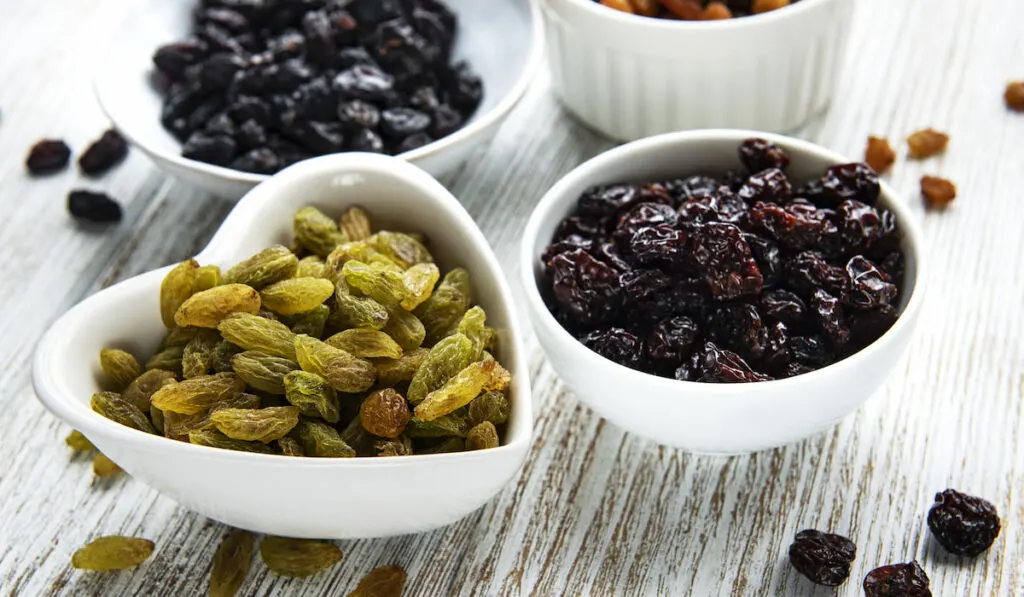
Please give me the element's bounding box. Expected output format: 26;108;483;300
2;0;1023;595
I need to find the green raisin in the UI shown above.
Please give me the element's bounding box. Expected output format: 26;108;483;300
257;309;281;321
260;277;335;316
182;329;222;379
293;420;355;457
338;416;377;457
122;369;176;412
295;255;327;279
294;206;347;257
405;413;469;438
324;329;403;359
374;435;412;457
71;536;154;571
99;348;143;391
467;390;511;427
224;245;298;289
407;333;473;404
91;392;156;433
160;259;199;328
359;389;410;439
338;206;372;242
456;306;494;360
218;313;297;360
93;452;122;477
324;241;379;283
211;406;300;443
189;429;276;453
146;345;184;376
210;340;242;373
282;370;340;423
294;335;376;393
286;304;330;338
150;406;165;435
420;437;465;454
414;268;470;344
195;265;222;292
374;347;429;387
175;284;261;328
230;351;299;394
413;359;509;421
400;263;439;311
260;536;342;577
66;430;95;452
373;231;433;268
466;421;499;450
163;392;261;438
162;325;199;348
382;306;425;351
277;436;305;456
342;260;409;306
150;372;246;415
331;292;389;330
347;564;407;597
210;529;256;597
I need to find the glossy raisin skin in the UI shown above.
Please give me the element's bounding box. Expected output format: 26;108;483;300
863;561;931;597
927;489;1001;557
26;139;71;174
788;529;856;586
540;139;906;382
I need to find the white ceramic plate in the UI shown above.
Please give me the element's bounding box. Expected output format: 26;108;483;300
521;130;925;454
33;154;532;539
96;0;543;198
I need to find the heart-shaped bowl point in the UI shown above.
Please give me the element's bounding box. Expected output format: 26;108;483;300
33;153;532;539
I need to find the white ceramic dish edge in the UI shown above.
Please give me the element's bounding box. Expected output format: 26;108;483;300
33;153;533;538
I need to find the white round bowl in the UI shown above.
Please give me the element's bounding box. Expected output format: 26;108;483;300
540;0;854;140
95;0;543;199
520;129;925;454
33;154;532;539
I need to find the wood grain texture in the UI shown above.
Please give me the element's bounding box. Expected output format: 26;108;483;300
1;0;1022;595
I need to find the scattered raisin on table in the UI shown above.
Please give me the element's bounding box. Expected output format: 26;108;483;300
920;175;956;208
788;529;856;586
1006;81;1024;111
79;129;129;176
864;136;895;174
68;190;123;224
863;561;931;597
927;488;1000;557
906;129;949;159
26;139;71;175
540;138;905;383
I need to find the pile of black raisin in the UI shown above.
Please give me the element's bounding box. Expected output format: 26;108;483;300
153;0;483;174
541;138;905;382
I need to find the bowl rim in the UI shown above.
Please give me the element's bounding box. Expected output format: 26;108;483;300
554;0;833;30
33;153;533;467
519;128;926;396
94;0;545;186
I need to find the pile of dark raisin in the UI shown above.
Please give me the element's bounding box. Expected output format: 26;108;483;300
153;0;483;174
541;138;905;382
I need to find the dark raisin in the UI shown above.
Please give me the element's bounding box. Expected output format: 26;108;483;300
333;65;395;102
337;46;377;69
848;304;898;348
790;335;833;367
748;201;838;251
760;321;791;372
555;216;605;242
780;361;815;378
739;138;790;173
590;242;632;272
786;251;848;298
26;139;71;175
542;236;593;266
444;61;483;112
927;489;1001;557
153;40;208;80
810;289;850;347
431;104;463;137
578;184;641;218
288;121;345;154
197;53;244;92
619;269;674;308
375;18;439;81
878;251;905;285
662;175;719;203
348;0;404;26
550;249;623;326
628;224;690;269
645;316;699;371
236;119;268;150
348;128;385;153
268;30;306;61
411;7;455;58
228;96;272;126
821;162;880;207
722;169;747;192
863;561;931;597
760;290;810;330
395;132;433;153
68;190;123;224
182;132;237;166
677;192;719;225
743;234;783;289
231;148;281;174
833;199;884;254
694;341;772;383
689;223;763;300
302;11;337;66
788;529;856;586
294;78;338;121
708;304;767;361
795;178;827;204
674;351;702;381
79;129;129;176
613;202;678;243
410;86;441;111
842;256;897;309
380;108;431;139
738;168;792;204
199;8;249;33
714;186;748;224
581;328;644;370
337;100;381;130
205;113;237;138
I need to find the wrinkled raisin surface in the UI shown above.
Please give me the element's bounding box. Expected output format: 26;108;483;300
927;488;1000;557
68;190;123;224
788;529;856;586
79;129;129;175
863;561;931;597
26;139;71;174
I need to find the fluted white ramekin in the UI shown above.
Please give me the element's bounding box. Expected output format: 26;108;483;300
540;0;854;140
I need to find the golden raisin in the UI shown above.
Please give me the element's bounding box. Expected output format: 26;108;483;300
629;0;660;16
1006;81;1024;111
907;129;949;159
864;136;896;174
752;0;790;14
701;2;732;19
659;0;702;19
921;175;957;208
360;388;411;439
600;0;634;12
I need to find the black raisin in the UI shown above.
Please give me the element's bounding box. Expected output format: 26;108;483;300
79;129;129;176
333;65;395;102
863;561;931;597
613;202;678;244
738;168;792;204
380;107;432;139
337;100;381;130
182;132;237;166
348;128;385;153
395;132;433;153
550;249;623;327
581;328;644;370
694;341;772;383
26;139;71;175
68;190;123;224
645;316;699;371
810;289;850;347
821;162;880;207
739;138;790;173
708;303;768;361
842;256;897;309
231;148;281;174
927;489;1000;557
788;529;856;586
689;223;763;300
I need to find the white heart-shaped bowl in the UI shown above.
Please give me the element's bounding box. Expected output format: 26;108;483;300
521;130;925;454
33;154;532;539
95;0;543;199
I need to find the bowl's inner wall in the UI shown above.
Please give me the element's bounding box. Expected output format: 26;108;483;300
529;137;919;313
102;0;534;157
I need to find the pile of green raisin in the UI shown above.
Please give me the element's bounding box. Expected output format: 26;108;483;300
88;205;512;457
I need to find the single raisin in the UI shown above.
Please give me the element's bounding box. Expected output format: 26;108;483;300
694;341;772;383
581;327;644;370
550;249;623;326
788;529;856;586
78;129;129;176
68;190;123;224
689;223;763;300
26;139;71;174
927;488;1000;557
864;136;896;173
820;162;880;206
738;168;792;204
921;175;956;208
906;129;949;159
739;138;790;173
863;561;931;597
